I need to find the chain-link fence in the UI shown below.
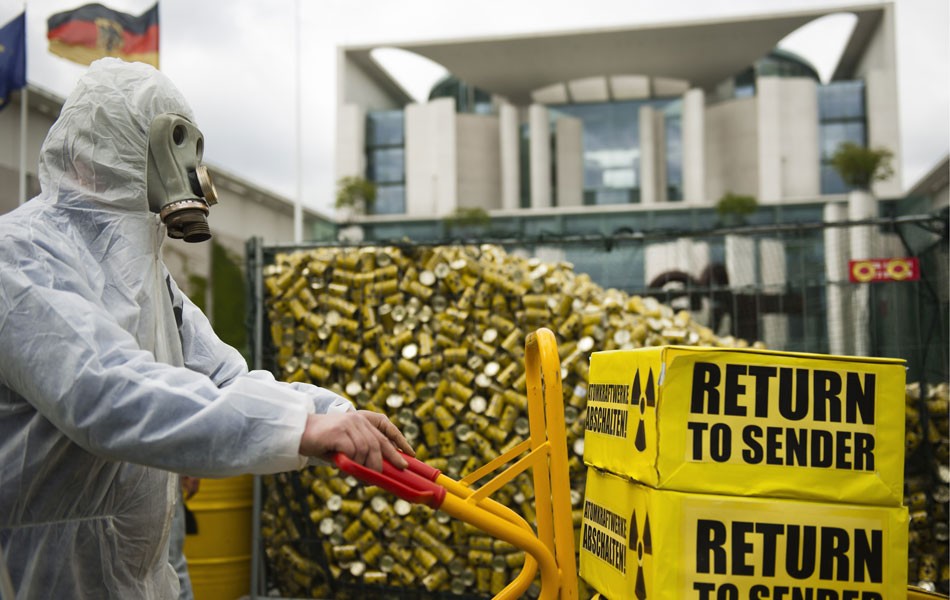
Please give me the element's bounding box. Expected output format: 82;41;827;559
349;213;946;378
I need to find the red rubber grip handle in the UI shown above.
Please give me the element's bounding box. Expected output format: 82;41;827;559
332;453;446;508
403;452;441;481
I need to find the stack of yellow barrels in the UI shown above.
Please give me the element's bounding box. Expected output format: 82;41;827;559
579;345;911;598
905;382;950;591
259;244;755;598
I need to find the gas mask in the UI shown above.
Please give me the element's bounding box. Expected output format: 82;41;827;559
146;113;218;243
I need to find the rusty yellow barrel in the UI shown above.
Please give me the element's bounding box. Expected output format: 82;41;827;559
183;475;254;600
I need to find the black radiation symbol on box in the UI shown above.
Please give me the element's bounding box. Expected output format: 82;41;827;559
632;368;656;451
629;509;653;600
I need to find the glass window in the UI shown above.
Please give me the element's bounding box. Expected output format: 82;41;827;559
820;121;865;160
366;111;406;214
821;164;849;195
552;98;676;205
367;148;404;184
734;85;756;98
818;81;865;121
429;76;494;114
473;101;494;115
665;101;683;202
818;80;866;195
367;111;404;147
520;123;531;208
588;189;635;205
373;185;405;215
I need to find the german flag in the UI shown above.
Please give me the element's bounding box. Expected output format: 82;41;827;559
47;3;159;69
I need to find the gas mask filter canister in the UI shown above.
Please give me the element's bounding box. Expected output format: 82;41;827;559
146;113;219;243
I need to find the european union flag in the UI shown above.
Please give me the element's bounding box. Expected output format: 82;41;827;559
0;12;27;111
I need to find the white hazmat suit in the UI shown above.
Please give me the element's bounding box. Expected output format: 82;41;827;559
0;59;353;598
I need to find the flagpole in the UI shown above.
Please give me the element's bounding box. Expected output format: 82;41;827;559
293;0;303;243
18;86;27;205
17;2;28;205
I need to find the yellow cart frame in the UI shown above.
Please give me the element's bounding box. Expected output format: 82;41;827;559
333;327;947;600
334;327;577;599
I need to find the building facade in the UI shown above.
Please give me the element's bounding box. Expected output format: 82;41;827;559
336;4;903;219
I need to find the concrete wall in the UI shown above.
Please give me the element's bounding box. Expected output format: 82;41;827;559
934;185;949;212
529;104;552;209
756;77;820;203
758;238;789;350
868;78;902;141
778;79;820;200
456;113;500;211
0;91;59;208
640;105;660;205
208;176;300;244
682;88;706;203
555;116;583;207
644;238;710;283
0;165;39;214
852;6;902;196
339;53;405;111
405;98;457;217
335;104;366;181
705;96;759;203
822;201;851;355
499;103;520;211
0;98;55;169
726;235;757;287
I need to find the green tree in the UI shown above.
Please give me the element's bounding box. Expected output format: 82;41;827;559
829;142;894;190
716;192;758;224
210;241;247;358
443;207;491;234
335;176;377;216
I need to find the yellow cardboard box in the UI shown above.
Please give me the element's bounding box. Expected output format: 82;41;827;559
579;468;909;600
585;346;906;506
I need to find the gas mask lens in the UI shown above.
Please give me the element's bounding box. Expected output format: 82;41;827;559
146;114;219;243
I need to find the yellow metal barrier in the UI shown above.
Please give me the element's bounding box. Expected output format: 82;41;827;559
333;327;578;599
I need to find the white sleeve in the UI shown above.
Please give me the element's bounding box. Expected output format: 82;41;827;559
0;262;313;477
169;275;354;415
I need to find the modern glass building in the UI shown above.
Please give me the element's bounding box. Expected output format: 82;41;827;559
360;63;871;215
330;4;915;361
338;3;901;221
547;98;684;206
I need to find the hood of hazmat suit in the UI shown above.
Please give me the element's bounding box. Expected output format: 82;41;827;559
0;59;351;599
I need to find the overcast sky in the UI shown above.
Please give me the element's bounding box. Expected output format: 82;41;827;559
5;0;949;215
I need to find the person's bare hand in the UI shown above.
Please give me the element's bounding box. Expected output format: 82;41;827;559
298;410;415;472
181;476;201;500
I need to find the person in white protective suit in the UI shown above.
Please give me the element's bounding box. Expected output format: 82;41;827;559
0;58;413;599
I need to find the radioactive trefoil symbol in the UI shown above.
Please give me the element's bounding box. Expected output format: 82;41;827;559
632;368;656;451
629;508;653;600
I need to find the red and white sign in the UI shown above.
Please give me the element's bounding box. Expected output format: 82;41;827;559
848;257;920;283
